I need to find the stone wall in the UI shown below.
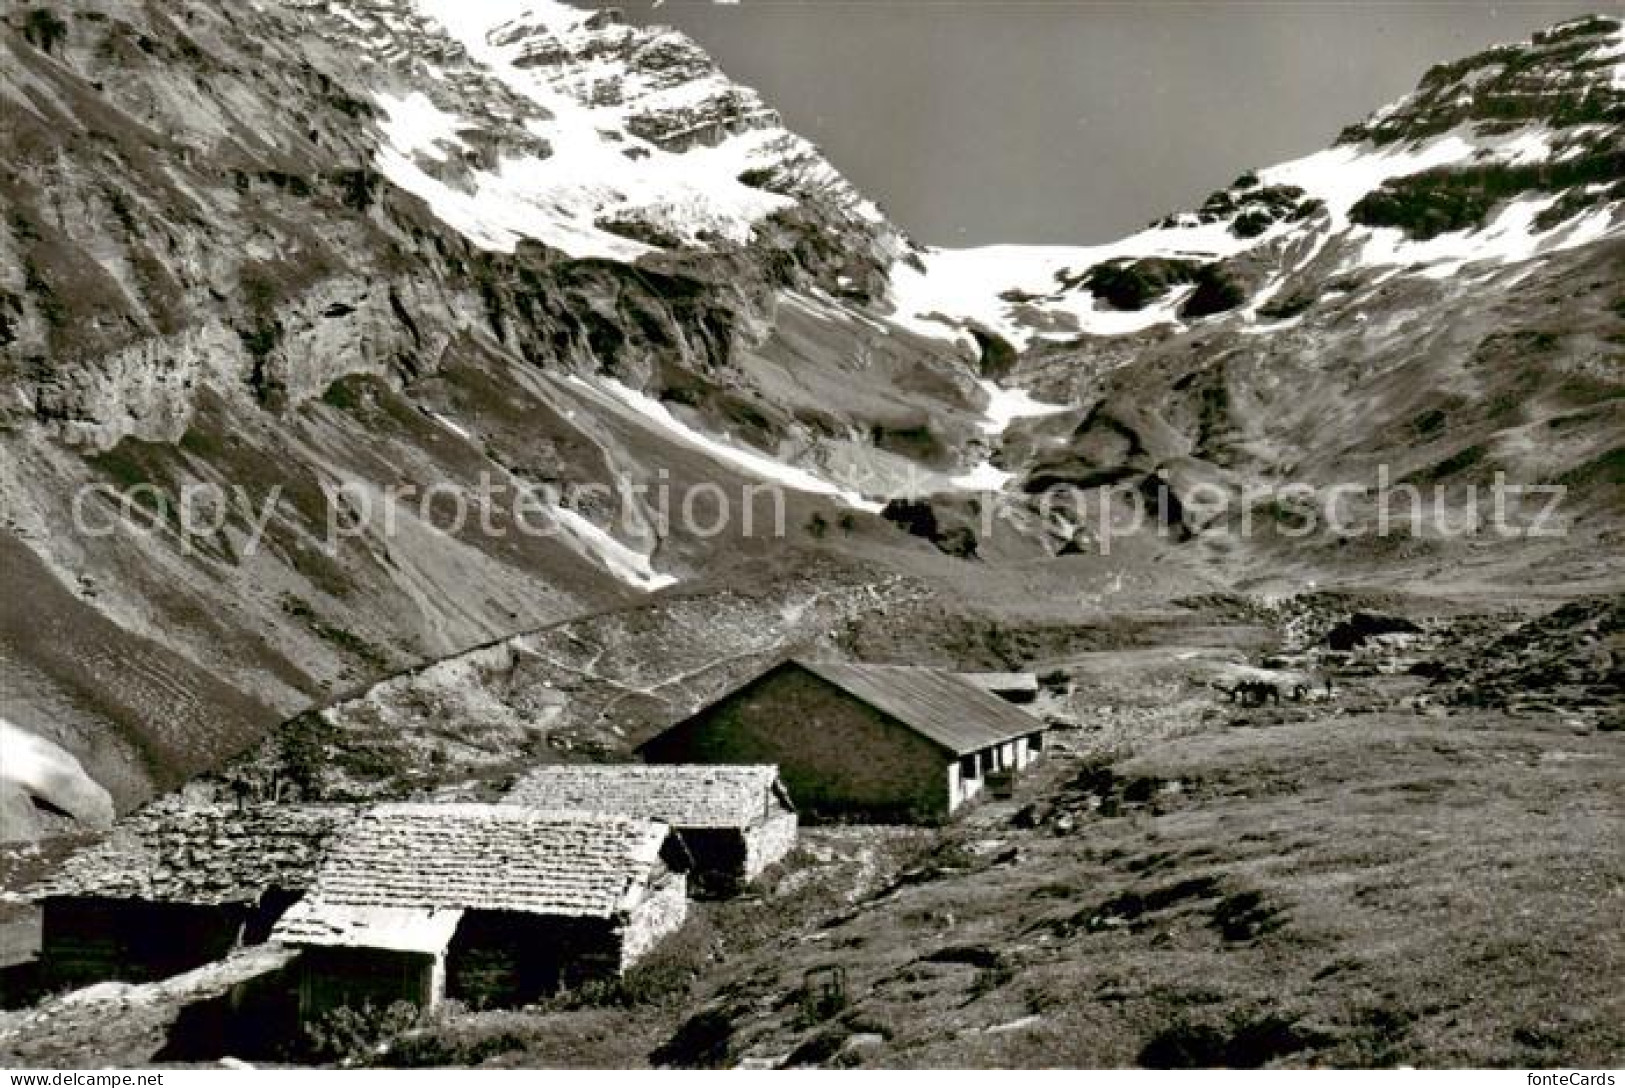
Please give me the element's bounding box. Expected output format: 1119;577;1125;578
642;666;954;821
745;811;799;878
620;870;689;970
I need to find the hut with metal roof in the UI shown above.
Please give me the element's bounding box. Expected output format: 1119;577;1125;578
272;804;686;1017
636;659;1047;822
503;764;797;897
30;801;349;988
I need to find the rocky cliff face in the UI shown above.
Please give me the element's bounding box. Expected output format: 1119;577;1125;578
0;0;919;451
0;3;1620;832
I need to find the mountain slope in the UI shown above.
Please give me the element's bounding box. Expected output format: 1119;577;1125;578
890;14;1625;348
0;0;981;821
891;14;1625;585
0;4;1621;831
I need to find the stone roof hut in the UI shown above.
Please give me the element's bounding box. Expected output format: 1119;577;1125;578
503;764;797;896
272;804;686;1016
31;802;349;988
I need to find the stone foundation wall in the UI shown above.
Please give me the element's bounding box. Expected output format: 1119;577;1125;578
619;870;689;969
744;811;799;878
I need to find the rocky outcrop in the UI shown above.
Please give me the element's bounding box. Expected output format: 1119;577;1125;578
1427;596;1624;713
1337;15;1625;145
1150;180;1321;239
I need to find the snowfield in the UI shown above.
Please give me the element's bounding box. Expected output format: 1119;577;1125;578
567;376;887;512
887;119;1622;347
947;460;1016;491
374;90;466;162
887;223;1253;351
1357;194;1620;280
975;379;1070;436
0;718;116;838
546;503;678;593
370;0;874;260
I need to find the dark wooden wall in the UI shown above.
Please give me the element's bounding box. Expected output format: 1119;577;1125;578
296;946;436;1022
41;897;249;988
674;827;750;898
447;912;620;1007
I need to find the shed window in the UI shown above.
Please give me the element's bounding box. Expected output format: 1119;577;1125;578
960;754;978;780
1027;734;1044;753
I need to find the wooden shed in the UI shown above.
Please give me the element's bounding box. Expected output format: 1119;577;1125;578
636;659;1047;822
30;802;347;989
271;804;686;1017
503;764;797;897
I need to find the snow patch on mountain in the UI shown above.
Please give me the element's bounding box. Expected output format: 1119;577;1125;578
0;719;116;840
1259;133;1477;226
887;132;1480;348
375;90;466;162
1358;194;1620;281
890;240;1210;350
975;380;1069;435
568;376;886;512
948;460;1017;491
428;410;474;441
371;128;794;260
888;118;1621;347
547;505;677;592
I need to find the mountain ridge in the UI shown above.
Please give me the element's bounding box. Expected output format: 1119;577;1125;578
0;2;1620;832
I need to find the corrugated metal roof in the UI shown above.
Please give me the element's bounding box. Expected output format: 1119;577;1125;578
503;764;791;828
792;660;1044;755
278;804;671;927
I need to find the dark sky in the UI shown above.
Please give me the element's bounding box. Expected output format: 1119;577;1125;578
613;1;1609;246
